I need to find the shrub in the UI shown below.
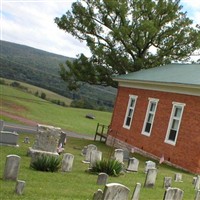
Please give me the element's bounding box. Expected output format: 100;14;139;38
30;155;61;172
89;159;123;176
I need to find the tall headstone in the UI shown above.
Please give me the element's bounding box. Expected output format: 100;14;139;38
15;180;26;195
84;144;97;163
3;154;21;181
114;149;124;163
174;173;182;182
127;157;139;172
195;176;200;190
102;183;130;200
97;173;108;185
163;187;184;200
163;177;172;189
61;153;74;172
144;168;157;188
145;161;156;173
90;150;102;168
0;120;4;131
131;183;141;200
194;190;200;200
93;189;103;200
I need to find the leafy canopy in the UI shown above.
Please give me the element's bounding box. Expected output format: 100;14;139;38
55;0;200;88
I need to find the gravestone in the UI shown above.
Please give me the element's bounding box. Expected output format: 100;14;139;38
127;157;139;172
61;153;74;172
97;173;108;185
89;150;102;168
131;182;141;200
93;189;103;200
144;168;157;188
145;161;156;173
28;126;61;163
163;187;184;200
24;137;30;144
114;149;124;163
58;131;67;148
195;190;200;200
174;173;182;182
193;177;198;185
3;154;21;181
15;180;26;195
163;177;172;189
81;146;87;156
123;149;130;161
84;144;97;163
102;183;130;200
0;120;4;131
0;131;19;146
194;176;200;190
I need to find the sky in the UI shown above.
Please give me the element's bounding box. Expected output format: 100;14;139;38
1;0;200;59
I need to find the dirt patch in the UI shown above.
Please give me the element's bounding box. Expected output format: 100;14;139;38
0;110;38;126
0;99;28;112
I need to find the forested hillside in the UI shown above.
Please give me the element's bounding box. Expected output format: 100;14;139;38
0;40;116;110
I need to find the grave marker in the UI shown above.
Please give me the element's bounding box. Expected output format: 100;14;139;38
61;153;74;172
163;187;184;200
144;168;157;188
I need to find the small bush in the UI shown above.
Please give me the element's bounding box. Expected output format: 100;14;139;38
89;159;123;176
30;155;61;172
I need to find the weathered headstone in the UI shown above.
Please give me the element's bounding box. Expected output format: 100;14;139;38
145;161;156;173
144;168;157;188
93;189;103;200
131;182;141;200
58;131;67;148
127;157;139;172
61;153;74;172
97;173;108;185
174;173;182;182
163;177;172;189
24;137;30;144
15;180;26;195
89;150;102;168
84;144;98;163
0;120;4;131
28;126;61;163
0;131;19;146
194;190;200;200
3;154;21;181
114;149;124;163
193;177;198;185
102;183;130;200
163;187;184;200
123;149;130;161
194;176;200;190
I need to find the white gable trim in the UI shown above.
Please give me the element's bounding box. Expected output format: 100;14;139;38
118;80;200;97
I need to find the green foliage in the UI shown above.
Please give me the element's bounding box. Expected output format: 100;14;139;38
89;159;123;176
40;92;46;99
0;41;116;111
30;155;61;172
55;0;200;88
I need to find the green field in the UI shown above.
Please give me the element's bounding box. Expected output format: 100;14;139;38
0;83;112;135
0;133;197;200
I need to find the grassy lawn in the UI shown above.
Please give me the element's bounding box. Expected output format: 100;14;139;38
0;84;112;135
0;133;196;200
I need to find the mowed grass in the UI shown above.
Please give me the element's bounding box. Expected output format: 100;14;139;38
0;133;196;200
1;78;72;106
0;84;112;135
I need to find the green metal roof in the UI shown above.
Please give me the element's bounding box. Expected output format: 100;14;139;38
114;63;200;86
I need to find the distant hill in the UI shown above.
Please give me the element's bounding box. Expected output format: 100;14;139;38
0;40;116;110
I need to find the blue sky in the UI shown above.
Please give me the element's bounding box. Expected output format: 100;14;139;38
1;0;200;58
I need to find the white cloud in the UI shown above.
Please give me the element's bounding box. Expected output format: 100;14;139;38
1;0;200;58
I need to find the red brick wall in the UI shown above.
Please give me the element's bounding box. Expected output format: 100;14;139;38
109;86;200;173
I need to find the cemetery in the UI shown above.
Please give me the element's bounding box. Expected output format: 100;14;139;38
0;129;200;199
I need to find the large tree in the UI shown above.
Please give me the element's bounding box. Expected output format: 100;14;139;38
55;0;200;89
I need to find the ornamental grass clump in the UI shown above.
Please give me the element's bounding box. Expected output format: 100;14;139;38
30;154;61;172
89;159;123;176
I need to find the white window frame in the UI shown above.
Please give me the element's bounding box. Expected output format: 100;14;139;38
165;102;185;146
123;95;138;129
142;98;159;136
